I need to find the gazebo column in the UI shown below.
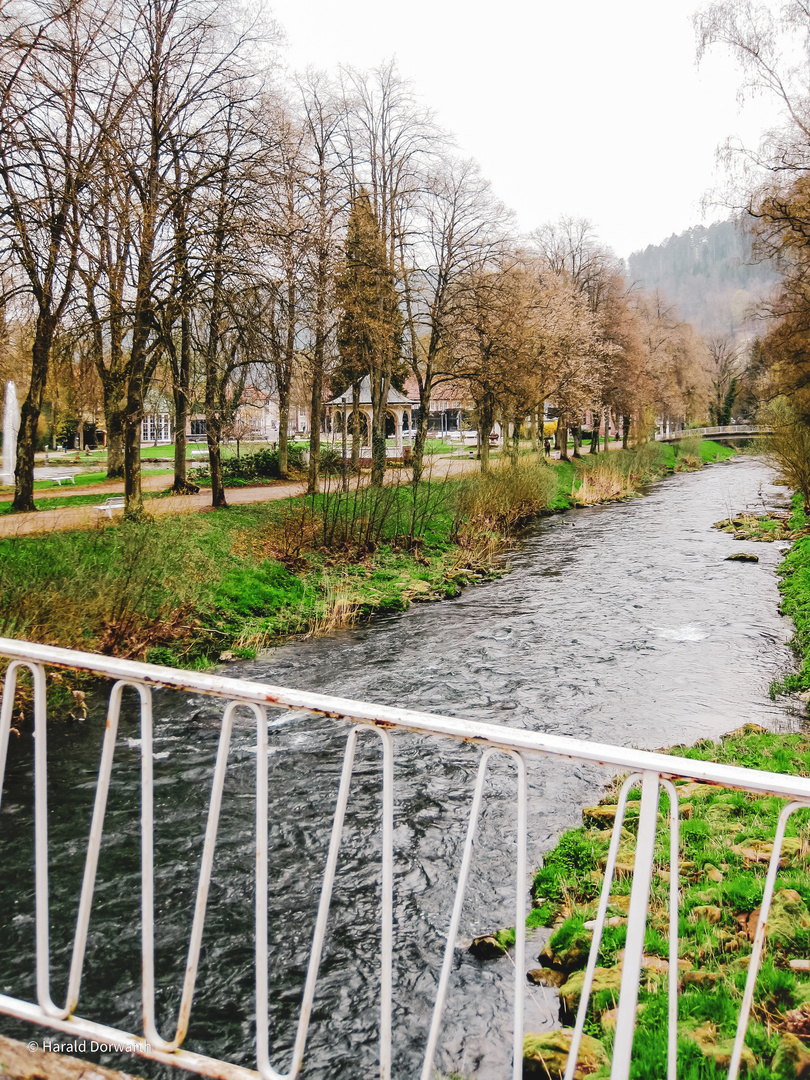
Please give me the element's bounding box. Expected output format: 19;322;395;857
395;412;403;452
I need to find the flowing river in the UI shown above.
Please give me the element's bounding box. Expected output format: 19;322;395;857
0;456;802;1079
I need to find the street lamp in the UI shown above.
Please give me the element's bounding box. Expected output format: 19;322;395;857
341;396;348;492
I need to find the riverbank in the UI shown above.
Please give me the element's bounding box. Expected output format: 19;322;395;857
0;441;735;684
508;723;810;1080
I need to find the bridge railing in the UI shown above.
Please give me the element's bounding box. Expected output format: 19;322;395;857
656;425;771;440
0;637;808;1080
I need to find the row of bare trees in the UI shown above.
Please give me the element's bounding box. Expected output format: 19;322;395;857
0;0;714;518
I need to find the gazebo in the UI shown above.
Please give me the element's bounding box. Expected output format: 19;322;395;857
325;376;413;453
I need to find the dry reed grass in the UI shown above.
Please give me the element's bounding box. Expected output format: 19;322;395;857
572;462;634;505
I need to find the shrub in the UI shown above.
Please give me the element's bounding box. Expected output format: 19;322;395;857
197;445;305;483
316;445;343;475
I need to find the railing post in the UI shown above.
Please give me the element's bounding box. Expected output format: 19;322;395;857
610;770;660;1080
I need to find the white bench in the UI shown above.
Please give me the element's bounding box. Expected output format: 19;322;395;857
94;496;125;517
191;449;208;459
41;474;76;485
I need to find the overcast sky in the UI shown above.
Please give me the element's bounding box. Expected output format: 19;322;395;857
268;0;782;260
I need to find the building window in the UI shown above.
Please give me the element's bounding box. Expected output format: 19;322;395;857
190;419;207;437
141;414;172;442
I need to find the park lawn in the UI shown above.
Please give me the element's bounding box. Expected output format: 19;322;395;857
0;489;171;514
0;468;173;496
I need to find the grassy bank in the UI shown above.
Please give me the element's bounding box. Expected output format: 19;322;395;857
0;440;733;688
0;461;560;669
476;726;810;1079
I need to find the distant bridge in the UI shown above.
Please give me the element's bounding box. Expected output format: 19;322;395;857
656;424;771;443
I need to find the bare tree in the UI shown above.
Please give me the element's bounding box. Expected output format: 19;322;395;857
0;0;122;510
297;71;345;494
339;61;438;484
399;157;507;483
113;0;268;517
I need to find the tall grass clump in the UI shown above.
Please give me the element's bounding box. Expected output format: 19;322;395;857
572;458;634;505
674;435;704;469
452;460;560;542
623;440;668;480
0;519;206;657
311;469;454;555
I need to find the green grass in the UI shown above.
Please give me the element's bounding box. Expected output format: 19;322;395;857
0;463;565;670
0;441;737;683
0;488;174;514
0;468;174;501
770;493;810;697
515;723;810;1078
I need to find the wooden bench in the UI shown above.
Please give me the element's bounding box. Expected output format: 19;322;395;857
40;474;76;486
94;496;125;517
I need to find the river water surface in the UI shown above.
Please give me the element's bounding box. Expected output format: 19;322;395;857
0;456;802;1079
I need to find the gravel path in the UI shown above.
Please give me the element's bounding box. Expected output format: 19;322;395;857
0;457;479;538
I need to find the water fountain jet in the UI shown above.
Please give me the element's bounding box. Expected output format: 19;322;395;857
1;381;20;487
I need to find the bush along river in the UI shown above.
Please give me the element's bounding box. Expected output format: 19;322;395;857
0;455;803;1079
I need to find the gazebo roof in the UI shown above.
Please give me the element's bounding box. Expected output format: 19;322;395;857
326;375;411;407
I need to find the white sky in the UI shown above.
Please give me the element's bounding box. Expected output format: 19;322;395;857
268;0;784;260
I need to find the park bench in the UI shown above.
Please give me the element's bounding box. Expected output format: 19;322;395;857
40;474;75;485
190;449;208;459
94;496;125;517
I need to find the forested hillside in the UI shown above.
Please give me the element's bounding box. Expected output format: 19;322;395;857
627;219;777;336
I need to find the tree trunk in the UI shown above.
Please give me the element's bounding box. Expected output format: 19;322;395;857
530;410;538;451
558;418;570;462
350;379;361;470
171;311;191;491
307;368;323;495
411;383;431;487
572;419;582;458
370;368;390;487
279;398;289;478
590;410;600;454
13;315;56;512
123;391;143;517
205;409;227;508
509;416;521;464
106;405;125;479
604;408;610;453
622;413;631;450
478;393;495;473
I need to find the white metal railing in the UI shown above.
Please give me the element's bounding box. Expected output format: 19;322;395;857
1;637;809;1080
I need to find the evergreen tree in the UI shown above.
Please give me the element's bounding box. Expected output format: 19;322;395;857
336;189;402;483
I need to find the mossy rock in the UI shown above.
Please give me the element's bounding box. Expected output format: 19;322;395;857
540;927;593;974
528;967;567;988
733;838;803;868
559;966;623;1022
690;905;723;925
583;805;619;828
771;1032;810;1079
469;934;507;960
726;552;759;562
681;969;722;989
754;888;810;945
682;1021;756;1071
523;1030;609;1079
470;927;515;959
